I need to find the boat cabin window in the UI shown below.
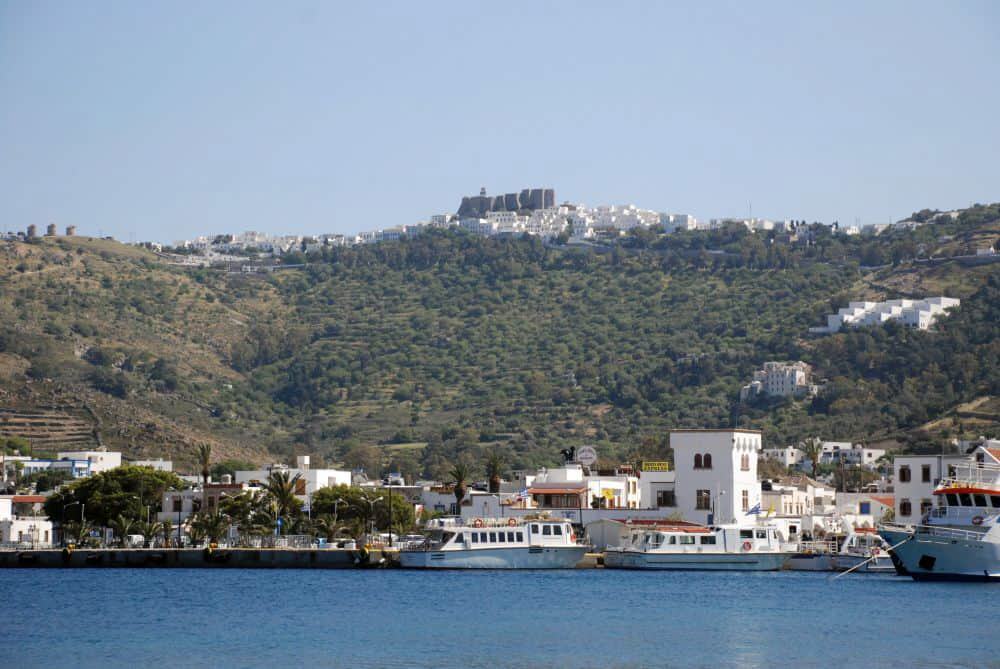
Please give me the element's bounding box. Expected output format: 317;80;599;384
974;494;987;507
991;496;1000;508
553;525;562;535
650;534;664;548
479;532;487;542
946;493;959;506
497;532;505;543
516;532;524;541
959;493;972;506
471;533;479;543
455;533;464;544
489;532;496;542
668;536;677;545
507;532;515;542
739;530;753;539
542;525;552;536
679;536;695;545
700;536;716;545
756;530;767;539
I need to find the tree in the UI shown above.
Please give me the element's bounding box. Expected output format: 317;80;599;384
44;466;187;528
486;450;504;494
262;470;303;532
197;443;212;487
190;511;230;545
109;514;135;546
798;437;822;478
449;463;470;513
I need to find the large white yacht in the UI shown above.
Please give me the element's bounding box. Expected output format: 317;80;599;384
603;521;793;571
880;457;1000;581
398;516;589;569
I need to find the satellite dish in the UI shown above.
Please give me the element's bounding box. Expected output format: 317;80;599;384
576;446;598;466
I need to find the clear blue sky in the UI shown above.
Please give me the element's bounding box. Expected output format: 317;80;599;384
2;1;998;242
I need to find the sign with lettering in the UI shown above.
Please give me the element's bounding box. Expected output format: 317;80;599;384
576;445;598;466
642;461;671;472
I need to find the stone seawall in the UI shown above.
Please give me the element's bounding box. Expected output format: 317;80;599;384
0;547;387;569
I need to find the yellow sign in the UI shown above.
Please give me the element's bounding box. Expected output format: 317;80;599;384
642;461;670;472
601;489;616;501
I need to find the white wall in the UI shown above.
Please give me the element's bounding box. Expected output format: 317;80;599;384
672;430;762;526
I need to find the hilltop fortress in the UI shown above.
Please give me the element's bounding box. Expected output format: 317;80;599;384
457;187;555;218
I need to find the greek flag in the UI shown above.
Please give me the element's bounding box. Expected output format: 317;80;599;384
745;503;761;516
516;488;529;500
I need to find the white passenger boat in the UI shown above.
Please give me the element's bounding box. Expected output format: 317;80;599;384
603;522;793;571
398;516;588;569
786;526;894;573
880;459;1000;581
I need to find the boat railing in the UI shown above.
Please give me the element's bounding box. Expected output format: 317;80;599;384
892;523;991;543
938;462;1000;490
796;540;838;555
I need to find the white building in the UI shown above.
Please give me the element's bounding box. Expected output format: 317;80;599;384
0;494;53;547
819;442;886;469
56;449;122;475
671;429;762;527
893;453;969;522
234;456;351;502
636;461;676;510
818;297;960;333
131;458;173;472
761;447;805;468
740;361;812;401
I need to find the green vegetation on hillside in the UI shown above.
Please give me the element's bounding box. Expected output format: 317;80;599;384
1;204;998;478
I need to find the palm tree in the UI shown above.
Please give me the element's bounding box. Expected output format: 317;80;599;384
486;451;504;494
191;511;230;545
262;470;303;533
799;437;822;478
197;443;212;487
109;514;136;547
449;463;470;514
311;514;345;543
135;520;164;548
160;518;174;548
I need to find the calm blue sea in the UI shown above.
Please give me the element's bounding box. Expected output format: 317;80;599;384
3;569;997;668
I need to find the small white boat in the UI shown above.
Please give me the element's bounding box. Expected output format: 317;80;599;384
398;516;588;569
603;522;793;571
786;526;894;573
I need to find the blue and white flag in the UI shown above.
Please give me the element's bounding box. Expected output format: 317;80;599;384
745;503;761;516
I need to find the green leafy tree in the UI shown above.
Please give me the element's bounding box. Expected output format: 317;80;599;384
44;466;187;527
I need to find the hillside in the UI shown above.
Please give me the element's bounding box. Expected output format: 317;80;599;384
1;204;998;478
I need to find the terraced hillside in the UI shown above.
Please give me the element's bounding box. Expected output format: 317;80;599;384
0;407;98;451
0;203;997;479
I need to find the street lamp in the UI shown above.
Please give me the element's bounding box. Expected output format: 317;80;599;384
333;498;346;524
62;500;80;547
361;496;383;541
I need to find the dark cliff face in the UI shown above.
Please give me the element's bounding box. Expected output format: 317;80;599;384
456;188;554;218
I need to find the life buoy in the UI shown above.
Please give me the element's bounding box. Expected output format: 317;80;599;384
507;518;517;527
972;516;984;526
570;533;576;543
742;540;753;552
473;518;484;528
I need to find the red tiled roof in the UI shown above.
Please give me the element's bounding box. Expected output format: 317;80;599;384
870;495;894;508
12;495;46;504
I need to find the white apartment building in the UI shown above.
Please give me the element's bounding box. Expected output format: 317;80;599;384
819;297;960;333
131;459;173;472
0;494;53;547
671;429;762;527
740;361;812;401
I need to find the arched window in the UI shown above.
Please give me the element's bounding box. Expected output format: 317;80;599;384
740;454;750;471
899;499;912;517
703;453;713;469
694;454;703;469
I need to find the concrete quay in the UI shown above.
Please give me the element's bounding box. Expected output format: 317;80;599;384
0;547;388;569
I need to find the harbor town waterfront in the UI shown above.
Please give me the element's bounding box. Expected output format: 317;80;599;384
2;568;997;668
